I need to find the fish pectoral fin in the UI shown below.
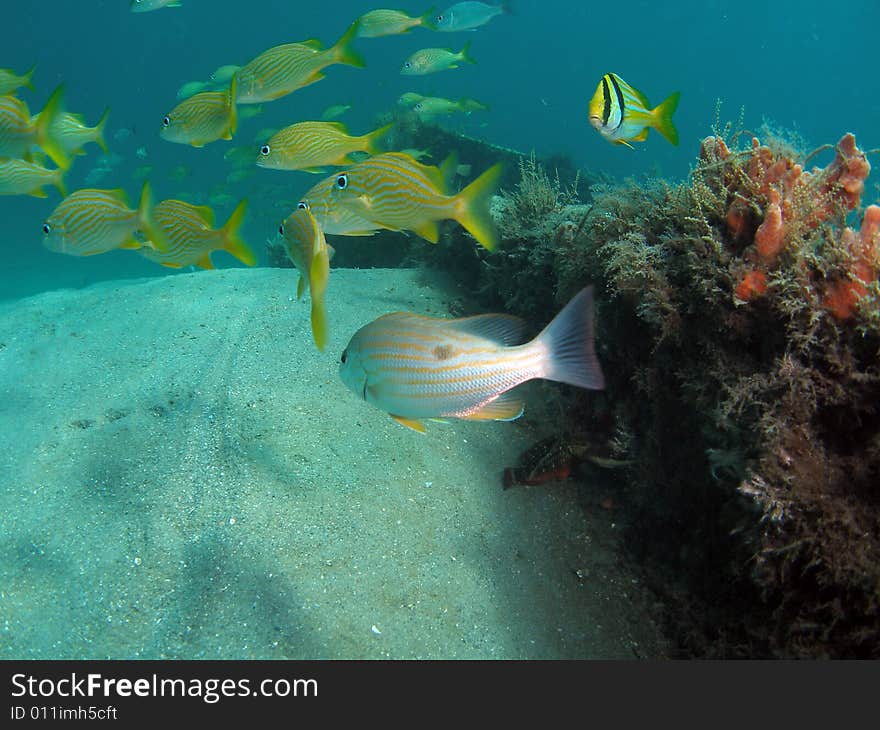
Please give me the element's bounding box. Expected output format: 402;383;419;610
460;394;525;422
412;220;439;243
195;253;215;270
615;139;636;150
390;414;427;434
296;275;307;300
118;238;143;250
631;127;650;142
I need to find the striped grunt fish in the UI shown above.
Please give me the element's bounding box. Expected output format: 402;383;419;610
0;158;66;197
161;76;237;147
0;65;35;96
296;183;380;237
339;286;605;433
234;21;366;105
0;85;70;169
327;151;501;250
587;73;679;148
279;206;334;351
356;8;438;38
41;181;169;256
34;108;109;156
257;121;391;172
400;41;475;75
139;198;254;270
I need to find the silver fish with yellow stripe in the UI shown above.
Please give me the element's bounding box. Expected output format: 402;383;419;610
587;73;679;148
41;182;169;256
139;198;254;270
400;41;475;75
327;151;501;250
279;206;334;351
257;120;391;173
0;157;66;197
339;286;605;433
0;86;70;169
161;76;237;147
234;22;366;104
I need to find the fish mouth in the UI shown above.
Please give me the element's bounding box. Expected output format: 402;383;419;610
588;115;602;130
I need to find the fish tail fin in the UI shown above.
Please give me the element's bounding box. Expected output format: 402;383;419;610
136;181;170;253
34;85;71;171
362;122;393;155
227;75;239;137
220;198;256;265
452;162;501;251
94;106;110;153
651;91;680;146
332;20;367;69
23;64;36;91
53;167;67;197
460;40;476;65
535;286;605;390
420;6;439;29
309;245;331;351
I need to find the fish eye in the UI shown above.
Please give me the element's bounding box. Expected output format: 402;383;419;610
404;62;411;68
436;14;443;22
41;223;51;235
414;103;422;110
162;116;170;128
260;144;270;156
335;173;348;190
340;349;347;364
278;223;284;235
296;201;309;210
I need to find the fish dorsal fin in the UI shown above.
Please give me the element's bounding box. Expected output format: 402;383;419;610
192;204;216;226
390;414;427;434
322;121;349;134
460;393;525;422
301;38;323;50
444;313;527;346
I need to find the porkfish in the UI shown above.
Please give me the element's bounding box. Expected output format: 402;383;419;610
588;73;679;148
339;286;605;433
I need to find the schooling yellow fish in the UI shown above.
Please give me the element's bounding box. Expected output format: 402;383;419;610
257;121;391;173
41;182;169;256
35;108;109;156
355;8;437;37
234;22;366;104
587;73;680;148
294;190;380;237
161;76;237;147
0;65;35;96
140;198;254;270
401;41;475;75
0;157;66;197
279;206;333;351
339;286;605;433
0;86;70;169
327;152;501;250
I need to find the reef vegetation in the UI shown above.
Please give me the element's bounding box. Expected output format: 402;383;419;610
268;111;880;658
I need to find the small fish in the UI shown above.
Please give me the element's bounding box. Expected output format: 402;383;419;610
279;206;333;350
225;168;253;183
167;164;189;182
356;7;437;37
400;147;432;161
588;73;680;148
238;105;264;120
176;80;211;100
209;192;235;208
320;103;352;121
339;286;604;433
130;0;182;12
41;182;169;256
161;76;237;147
140;198;254;270
0;85;70;169
132;164;153;180
257;121;391;172
235;22;366;104
33;107;110;156
401;41;475;75
0;157;66;197
397;92;426;108
210;65;240;84
327;152;501;250
413;95;488;118
434;1;510;32
0;65;35;96
136;146;148;159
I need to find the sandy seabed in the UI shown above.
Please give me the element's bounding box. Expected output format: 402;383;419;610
0;267;667;659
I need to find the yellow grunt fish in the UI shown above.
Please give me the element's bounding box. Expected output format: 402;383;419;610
257;121;392;173
131;0;182;12
161;76;237;147
327;152;501;250
413;95;489;118
140;198;254;270
587;73;680;148
401;41;475;75
0;65;35;96
356;8;437;37
234;22;366;104
339;286;605;433
34;108;109;156
41;182;169;256
279;206;334;351
0;157;66;197
0;86;70;170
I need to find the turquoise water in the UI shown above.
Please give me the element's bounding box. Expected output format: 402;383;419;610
0;1;876;659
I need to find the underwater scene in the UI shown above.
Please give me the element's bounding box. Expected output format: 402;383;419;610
1;1;878;659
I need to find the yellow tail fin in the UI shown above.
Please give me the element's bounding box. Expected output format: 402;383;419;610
34;85;71;171
226;75;239;139
94;107;110;153
53;167;67;197
332;20;367;68
221;198;255;265
452;162;502;251
651;91;680;146
309;245;330;351
136;181;171;253
362;122;392;155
